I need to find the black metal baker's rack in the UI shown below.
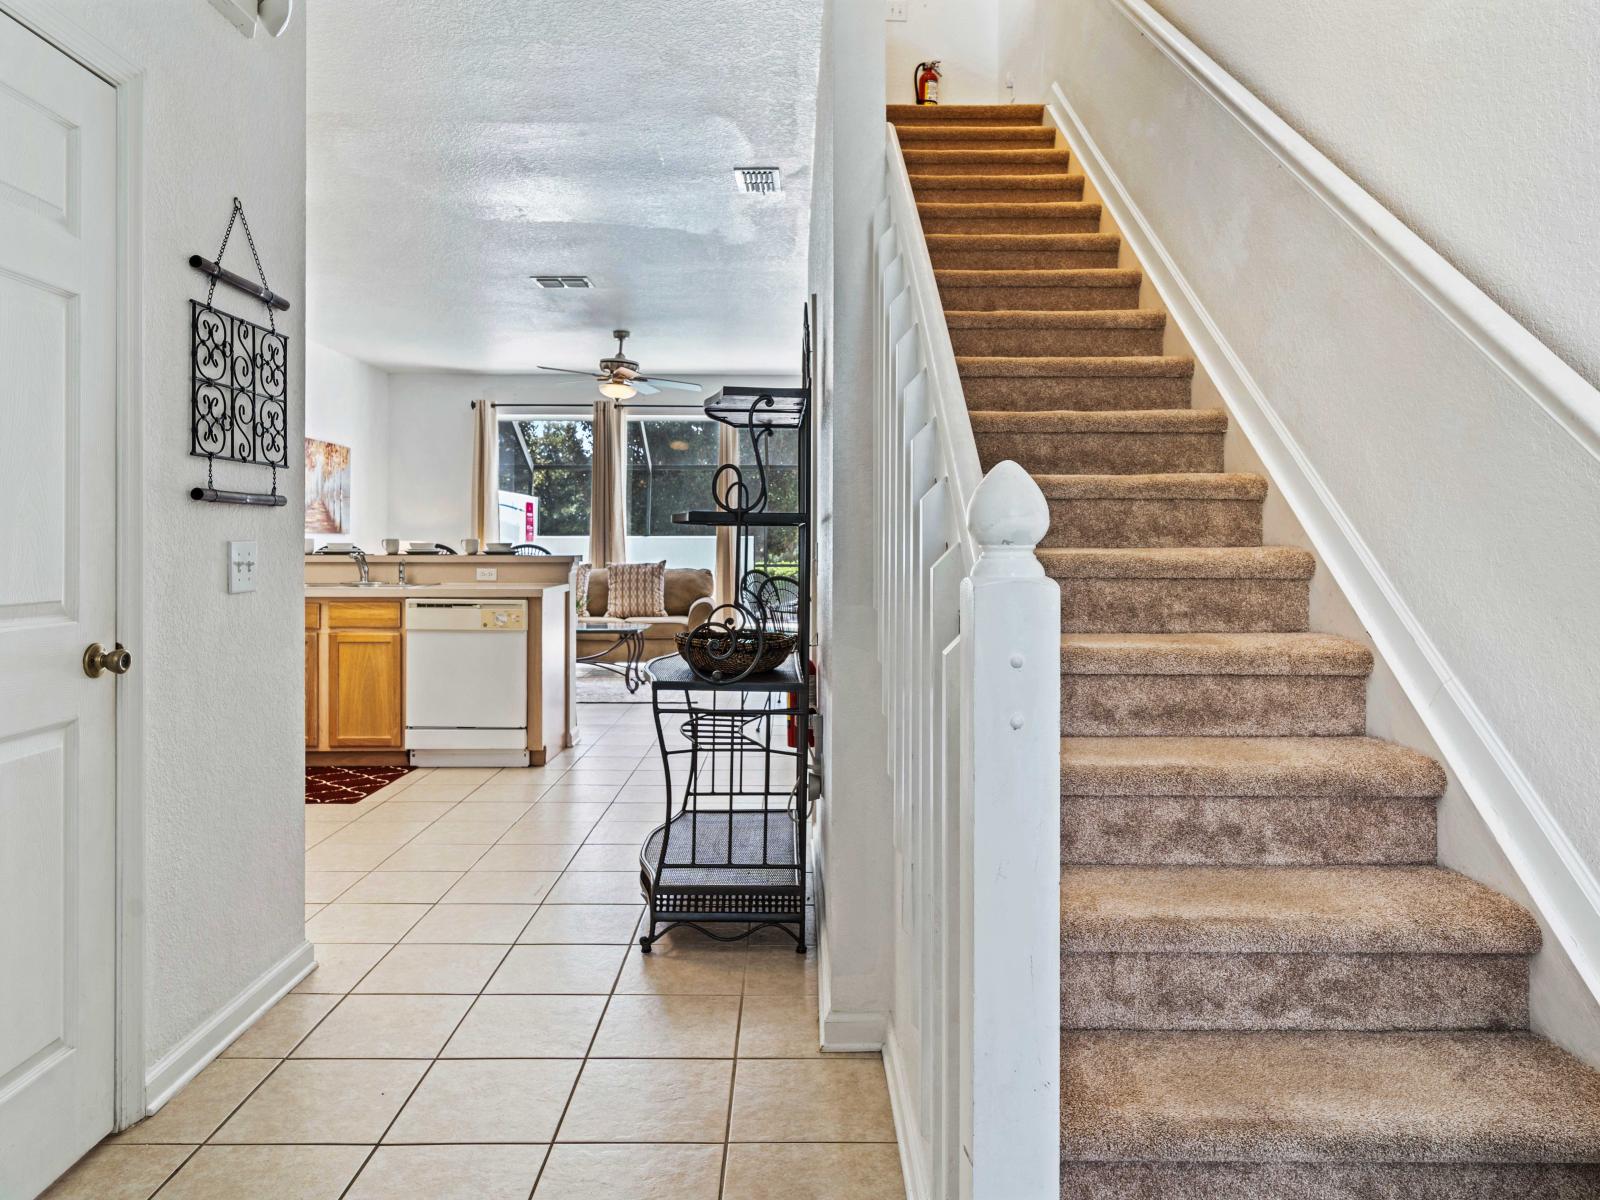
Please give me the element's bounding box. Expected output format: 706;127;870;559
638;319;813;954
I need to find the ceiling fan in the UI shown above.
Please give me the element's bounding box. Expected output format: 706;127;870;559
538;330;702;399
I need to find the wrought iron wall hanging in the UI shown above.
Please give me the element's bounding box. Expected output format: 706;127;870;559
188;197;292;507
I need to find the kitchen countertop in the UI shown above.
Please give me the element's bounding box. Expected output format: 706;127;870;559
305;582;566;600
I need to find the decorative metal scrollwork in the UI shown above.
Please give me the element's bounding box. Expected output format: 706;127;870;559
188;197;293;505
190;300;290;469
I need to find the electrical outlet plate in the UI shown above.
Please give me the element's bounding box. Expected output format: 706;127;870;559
886;0;907;20
475;566;498;581
228;540;258;593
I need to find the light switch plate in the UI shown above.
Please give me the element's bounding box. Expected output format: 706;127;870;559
886;1;907;19
228;540;258;593
475;566;498;581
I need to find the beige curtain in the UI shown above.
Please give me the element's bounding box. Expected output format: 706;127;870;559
469;398;495;543
713;422;739;610
588;398;626;567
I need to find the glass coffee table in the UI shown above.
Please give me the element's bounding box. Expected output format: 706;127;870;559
575;622;649;692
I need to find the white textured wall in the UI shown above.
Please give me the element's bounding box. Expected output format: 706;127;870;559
305;342;391;551
885;0;999;105
39;0;308;1071
386;372;800;545
1129;0;1600;392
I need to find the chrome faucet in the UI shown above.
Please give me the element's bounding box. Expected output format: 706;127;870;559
397;558;407;586
349;547;369;583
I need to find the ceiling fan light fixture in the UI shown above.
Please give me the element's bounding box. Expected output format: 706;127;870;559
599;379;636;400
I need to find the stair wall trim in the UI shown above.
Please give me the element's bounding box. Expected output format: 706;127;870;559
1046;67;1600;1027
1093;0;1600;465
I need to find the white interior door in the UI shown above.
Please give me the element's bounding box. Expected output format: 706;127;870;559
0;14;120;1198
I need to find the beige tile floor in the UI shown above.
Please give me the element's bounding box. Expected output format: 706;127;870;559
44;702;904;1200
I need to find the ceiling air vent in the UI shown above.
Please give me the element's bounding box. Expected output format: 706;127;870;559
532;275;593;289
734;167;782;195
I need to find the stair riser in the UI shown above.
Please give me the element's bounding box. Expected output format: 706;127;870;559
897;134;1059;150
915;184;1085;203
1063;952;1527;1032
1060;1163;1600;1200
902;158;1073;176
938;284;1141;310
948;327;1163;357
977;431;1226;475
1043;498;1263;548
890;114;1042;128
922;215;1102;235
1061;578;1309;633
1061;795;1438;866
1061;674;1368;737
932;247;1122;270
961;375;1191;410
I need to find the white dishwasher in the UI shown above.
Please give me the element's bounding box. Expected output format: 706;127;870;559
405;599;529;766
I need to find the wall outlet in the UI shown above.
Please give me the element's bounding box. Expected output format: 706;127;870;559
227;540;258;594
475;566;498;581
886;0;907;20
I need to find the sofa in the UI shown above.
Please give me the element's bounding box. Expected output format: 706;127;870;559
576;566;714;666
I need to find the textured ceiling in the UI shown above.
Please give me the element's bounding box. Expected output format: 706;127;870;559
307;0;823;374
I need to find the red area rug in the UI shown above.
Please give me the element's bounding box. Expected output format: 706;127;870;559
306;765;411;804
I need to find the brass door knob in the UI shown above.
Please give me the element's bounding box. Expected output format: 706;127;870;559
83;642;133;678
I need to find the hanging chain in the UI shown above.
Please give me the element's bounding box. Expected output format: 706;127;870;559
205;197;277;333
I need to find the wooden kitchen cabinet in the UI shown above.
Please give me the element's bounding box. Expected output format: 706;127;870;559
305;631;318;747
306;599;405;757
326;629;404;748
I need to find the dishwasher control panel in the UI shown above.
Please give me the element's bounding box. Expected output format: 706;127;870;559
481;607;524;630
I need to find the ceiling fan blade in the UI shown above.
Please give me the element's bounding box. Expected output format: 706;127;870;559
634;376;703;392
628;380;660;396
537;365;603;378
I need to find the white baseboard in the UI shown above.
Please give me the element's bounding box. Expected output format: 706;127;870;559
820;1007;887;1051
1048;69;1600;1011
142;940;314;1116
882;1025;931;1200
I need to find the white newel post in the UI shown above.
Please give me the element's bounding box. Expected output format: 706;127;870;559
960;460;1061;1199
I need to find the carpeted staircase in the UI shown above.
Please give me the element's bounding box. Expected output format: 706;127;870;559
889;102;1600;1198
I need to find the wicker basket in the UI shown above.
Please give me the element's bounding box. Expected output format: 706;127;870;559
675;627;797;679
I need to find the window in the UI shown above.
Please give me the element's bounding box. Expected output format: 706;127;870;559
739;425;800;577
624;414;719;569
495;413;592;557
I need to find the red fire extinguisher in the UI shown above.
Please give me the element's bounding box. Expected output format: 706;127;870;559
914;60;942;106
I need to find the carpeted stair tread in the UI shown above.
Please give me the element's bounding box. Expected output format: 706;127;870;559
889;103;1045;123
911;172;1084;192
938;267;1141;289
919;200;1100;220
1062;632;1372;676
1061;736;1449;798
1031;472;1265;499
970;408;1225;434
1064;1031;1600;1164
946;308;1166;331
1062;865;1540;954
903;147;1071;166
1041;546;1315;580
958;355;1193;378
896;124;1057;144
928;233;1121;253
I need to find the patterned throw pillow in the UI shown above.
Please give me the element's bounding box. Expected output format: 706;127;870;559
574;563;592;617
606;561;667;618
